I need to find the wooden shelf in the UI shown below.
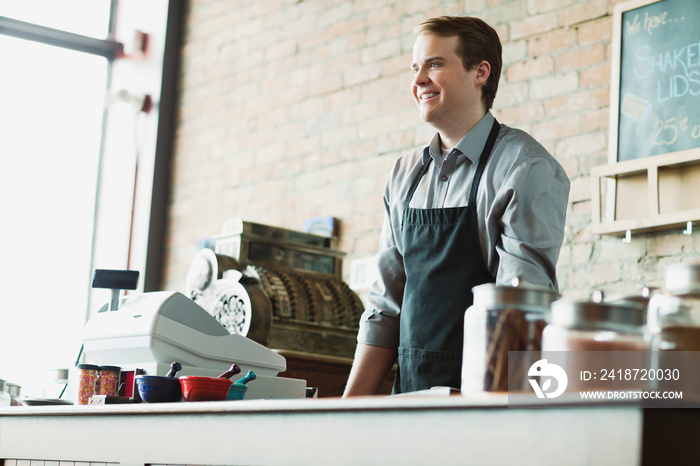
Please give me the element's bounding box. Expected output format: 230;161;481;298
592;148;700;236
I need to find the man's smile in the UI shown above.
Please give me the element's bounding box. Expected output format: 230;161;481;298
420;92;440;101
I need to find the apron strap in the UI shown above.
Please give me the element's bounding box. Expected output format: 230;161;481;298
403;147;432;211
468;119;501;207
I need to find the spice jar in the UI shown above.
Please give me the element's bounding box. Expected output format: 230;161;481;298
0;380;10;407
97;365;121;396
542;295;650;392
45;369;69;400
461;278;559;393
76;363;100;405
7;383;21;406
542;297;649;352
647;263;700;351
604;287;654;320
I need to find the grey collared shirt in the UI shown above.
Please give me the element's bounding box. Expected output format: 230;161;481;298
357;112;571;349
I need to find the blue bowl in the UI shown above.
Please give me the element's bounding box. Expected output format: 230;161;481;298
136;375;182;403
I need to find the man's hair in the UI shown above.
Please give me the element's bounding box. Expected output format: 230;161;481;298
414;16;502;110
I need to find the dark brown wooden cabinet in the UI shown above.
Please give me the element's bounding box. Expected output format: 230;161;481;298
277;350;395;397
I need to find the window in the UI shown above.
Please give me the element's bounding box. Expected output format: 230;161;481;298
0;32;109;395
0;0;173;401
0;0;111;38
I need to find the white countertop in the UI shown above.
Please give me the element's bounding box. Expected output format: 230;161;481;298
2;392;697;465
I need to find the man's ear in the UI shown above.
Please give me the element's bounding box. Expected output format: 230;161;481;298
474;60;491;85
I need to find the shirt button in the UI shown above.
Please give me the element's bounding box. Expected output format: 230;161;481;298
440;175;448;182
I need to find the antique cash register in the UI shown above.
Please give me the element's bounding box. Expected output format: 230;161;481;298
185;219;364;358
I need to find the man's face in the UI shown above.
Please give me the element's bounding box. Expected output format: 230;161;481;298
411;34;485;131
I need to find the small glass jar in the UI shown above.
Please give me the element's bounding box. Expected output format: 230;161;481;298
7;383;21;406
462;278;560;393
0;379;11;407
542;298;649;352
45;368;70;400
76;363;100;405
97;365;121;396
647;263;700;351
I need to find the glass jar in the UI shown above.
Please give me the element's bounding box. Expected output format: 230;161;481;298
0;379;10;407
542;298;649;352
542;296;649;392
647;263;700;351
45;368;70;400
462;278;560;393
97;365;121;396
76;363;100;405
7;383;21;406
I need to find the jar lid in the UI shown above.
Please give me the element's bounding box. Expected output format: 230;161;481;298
77;364;100;371
472;277;560;311
99;365;121;372
7;384;21;396
550;299;645;330
603;286;654;305
602;287;654;323
665;263;700;296
48;368;70;382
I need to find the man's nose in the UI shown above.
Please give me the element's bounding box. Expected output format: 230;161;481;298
413;66;429;86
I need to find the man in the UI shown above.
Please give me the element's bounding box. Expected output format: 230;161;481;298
343;16;570;396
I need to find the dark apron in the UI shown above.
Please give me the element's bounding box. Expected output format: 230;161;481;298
394;119;500;394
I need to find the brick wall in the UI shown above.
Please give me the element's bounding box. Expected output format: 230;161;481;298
164;0;700;302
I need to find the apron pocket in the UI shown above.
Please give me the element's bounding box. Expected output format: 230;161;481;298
396;346;463;393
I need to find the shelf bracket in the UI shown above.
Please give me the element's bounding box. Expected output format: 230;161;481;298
623;230;632;243
683;221;693;236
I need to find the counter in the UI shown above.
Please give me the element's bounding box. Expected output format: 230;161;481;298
1;394;699;465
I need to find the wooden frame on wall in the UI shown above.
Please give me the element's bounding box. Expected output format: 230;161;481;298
592;0;700;236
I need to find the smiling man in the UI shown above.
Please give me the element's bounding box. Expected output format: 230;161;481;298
343;16;571;396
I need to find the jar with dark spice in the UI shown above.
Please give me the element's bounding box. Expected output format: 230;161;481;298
648;263;700;351
542;297;649;352
542;295;650;391
461;278;559;393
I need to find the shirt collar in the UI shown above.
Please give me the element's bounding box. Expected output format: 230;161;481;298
421;112;495;165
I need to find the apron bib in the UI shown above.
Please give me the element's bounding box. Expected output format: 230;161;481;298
394;120;500;394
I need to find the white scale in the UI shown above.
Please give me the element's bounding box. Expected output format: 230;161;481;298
82;291;306;399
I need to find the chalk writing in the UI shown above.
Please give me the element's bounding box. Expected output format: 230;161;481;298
625;10;683;37
633;41;700;103
633;42;700;78
652;114;700;146
618;0;700;161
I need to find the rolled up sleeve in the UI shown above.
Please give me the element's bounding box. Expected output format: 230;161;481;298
356;175;406;348
356;244;405;348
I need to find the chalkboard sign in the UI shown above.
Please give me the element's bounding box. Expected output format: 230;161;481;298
615;0;700;162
